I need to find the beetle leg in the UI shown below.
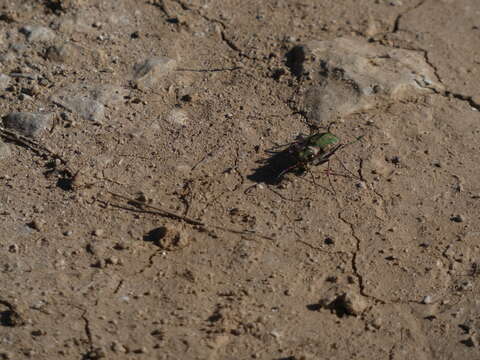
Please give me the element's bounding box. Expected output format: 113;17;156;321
326;160;337;196
277;163;300;179
334;157;360;180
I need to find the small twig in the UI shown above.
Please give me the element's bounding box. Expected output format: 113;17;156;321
0;126;72;169
176;67;241;73
106;191;204;226
0;127;47;157
334;157;360;180
326;160;338;197
266;185;303;202
191;146;224;171
104;191;275;241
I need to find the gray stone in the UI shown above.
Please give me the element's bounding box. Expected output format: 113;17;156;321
0;140;11;159
45;43;79;63
298;37;444;125
3;112;53;137
21;25;56;42
133;57;177;90
166;109;188;126
90;85;127;106
52;94;105;123
421;295;433;304
0;74;11;90
51;83;127;123
63;17;91;34
340;291;368;315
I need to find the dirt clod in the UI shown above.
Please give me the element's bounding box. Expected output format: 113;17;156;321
145;225;190;250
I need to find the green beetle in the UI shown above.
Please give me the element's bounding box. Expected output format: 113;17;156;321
278;132;362;179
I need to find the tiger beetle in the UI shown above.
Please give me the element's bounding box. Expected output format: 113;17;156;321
277;132;363;181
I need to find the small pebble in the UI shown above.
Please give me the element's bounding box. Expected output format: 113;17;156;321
21;25;56;42
422;295;433;304
106;256;119;265
8;244;19;253
451;215;465;223
391;156;401;165
462;336;477;347
133;57;177;90
93;229;105;237
133;347;147;354
355;182;367;189
111;341;127;353
113;241;128;250
3;112;54;137
85;347;106;359
324;237;335;245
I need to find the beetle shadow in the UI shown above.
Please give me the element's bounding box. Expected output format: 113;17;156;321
247;149;300;185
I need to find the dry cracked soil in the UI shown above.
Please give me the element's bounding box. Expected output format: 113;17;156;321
0;0;480;359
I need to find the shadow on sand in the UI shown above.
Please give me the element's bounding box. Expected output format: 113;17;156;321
247;148;301;185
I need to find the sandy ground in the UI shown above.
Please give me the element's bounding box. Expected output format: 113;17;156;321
0;0;480;359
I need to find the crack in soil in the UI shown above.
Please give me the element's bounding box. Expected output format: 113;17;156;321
113;279;124;294
444;92;480;112
337;210;385;304
81;310;93;351
139;249;163;274
370;39;480;112
157;0;250;60
420;49;443;85
392;0;427;33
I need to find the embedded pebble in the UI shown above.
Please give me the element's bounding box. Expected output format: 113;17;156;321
462;336;477;347
146;225;190;250
93;229;105;237
45;43;79;63
90;85;128;106
133;57;177;90
0;140;11;159
111;341;127;353
21;25;56;42
320;290;368;316
355;182;367;189
340;291;368;315
113;241;128;250
106;256;119;265
0;74;11;89
166;109;188;126
52;94;105;123
3;112;53;137
84;347;106;359
422;295;433;304
51;83;126;123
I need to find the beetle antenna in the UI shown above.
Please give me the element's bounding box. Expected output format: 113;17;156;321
326;160;338;196
277;164;299;179
337;135;364;151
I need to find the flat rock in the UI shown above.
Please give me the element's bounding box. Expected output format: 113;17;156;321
21;25;56;42
90;85;128;106
133;57;177;90
51;83;128;123
297;37;444;125
0;140;11;159
52;93;105;123
3;112;53;137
